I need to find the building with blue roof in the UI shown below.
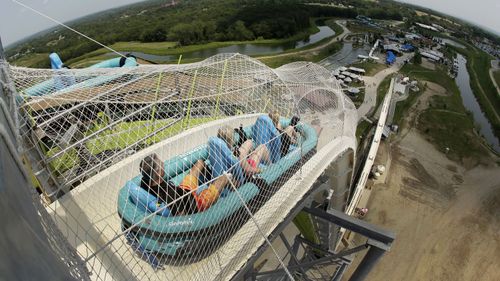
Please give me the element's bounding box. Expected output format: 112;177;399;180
386;51;396;65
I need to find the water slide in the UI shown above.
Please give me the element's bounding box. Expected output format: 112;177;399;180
21;53;138;98
8;54;358;280
46;114;356;280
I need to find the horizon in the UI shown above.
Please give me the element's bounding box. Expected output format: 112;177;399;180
395;0;500;36
1;0;147;47
1;0;499;49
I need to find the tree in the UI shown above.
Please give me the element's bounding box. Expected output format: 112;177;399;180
168;23;196;45
250;22;273;38
141;27;167;42
228;21;255;41
202;21;217;41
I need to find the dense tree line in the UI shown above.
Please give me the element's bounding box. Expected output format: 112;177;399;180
6;0;454;64
9;0;322;61
362;8;402;21
6;0;402;63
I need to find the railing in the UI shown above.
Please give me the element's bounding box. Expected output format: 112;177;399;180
0;35;89;280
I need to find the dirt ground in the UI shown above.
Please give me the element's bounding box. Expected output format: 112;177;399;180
344;83;500;280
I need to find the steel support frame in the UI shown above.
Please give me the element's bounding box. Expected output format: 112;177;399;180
303;207;395;281
230;176;333;281
231;186;395;281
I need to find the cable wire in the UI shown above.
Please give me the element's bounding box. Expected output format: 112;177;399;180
11;0;127;59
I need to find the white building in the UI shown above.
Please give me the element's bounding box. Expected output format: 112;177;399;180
415;22;439;32
393;80;409;95
425;49;444;60
431;23;444;31
405;33;421;40
421;51;442;62
383;43;401;53
347;67;366;74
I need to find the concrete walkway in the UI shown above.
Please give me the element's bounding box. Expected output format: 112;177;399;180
357;53;413;121
346;78;394;217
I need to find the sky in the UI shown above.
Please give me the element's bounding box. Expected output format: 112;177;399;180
397;0;500;35
0;0;146;46
0;0;499;47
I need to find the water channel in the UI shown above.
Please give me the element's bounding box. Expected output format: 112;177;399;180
455;53;499;152
109;25;336;62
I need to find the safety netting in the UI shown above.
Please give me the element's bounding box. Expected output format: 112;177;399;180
7;53;357;280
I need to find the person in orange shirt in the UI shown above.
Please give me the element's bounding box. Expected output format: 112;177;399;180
140;153;231;215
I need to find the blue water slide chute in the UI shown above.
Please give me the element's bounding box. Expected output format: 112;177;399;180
117;117;319;259
49;52;64;69
89;57;138;68
22;54;138;99
47;52;76;91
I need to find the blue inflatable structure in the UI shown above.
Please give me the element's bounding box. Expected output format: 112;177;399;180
22;53;138;99
386;51;396;65
49;53;65;69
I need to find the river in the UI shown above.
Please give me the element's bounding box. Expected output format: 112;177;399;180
455;53;500;152
108;25;336;62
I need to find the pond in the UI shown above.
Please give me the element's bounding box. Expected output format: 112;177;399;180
455;53;500;152
319;42;371;70
108;25;336;62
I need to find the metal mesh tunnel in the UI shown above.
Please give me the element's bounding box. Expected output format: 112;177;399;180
6;53;358;280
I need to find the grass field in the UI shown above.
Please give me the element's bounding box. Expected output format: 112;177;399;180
356;120;372;142
10;53;49;67
259;42;342;68
344;21;381;33
46;117;215;175
392;82;424;126
374;76;392;114
109;41;179;54
399;64;489;163
349;88;365;108
349;61;386;76
258;55;310;68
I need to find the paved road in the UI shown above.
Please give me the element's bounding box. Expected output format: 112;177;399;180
357;53;413;121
